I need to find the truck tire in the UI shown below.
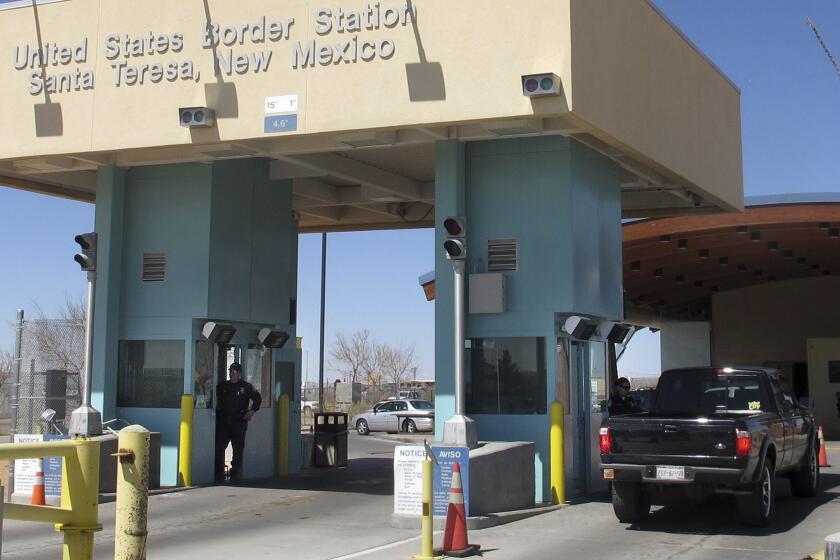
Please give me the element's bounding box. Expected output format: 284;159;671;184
611;482;651;523
790;441;819;497
737;460;775;526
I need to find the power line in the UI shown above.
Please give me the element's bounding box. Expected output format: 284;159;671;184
806;17;840;80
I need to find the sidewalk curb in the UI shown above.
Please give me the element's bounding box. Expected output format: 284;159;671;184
391;503;563;531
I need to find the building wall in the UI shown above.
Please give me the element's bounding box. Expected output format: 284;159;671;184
712;276;840;366
713;276;840;439
660;321;711;371
434;136;622;501
805;339;840;439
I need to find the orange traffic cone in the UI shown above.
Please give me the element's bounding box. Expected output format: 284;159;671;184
437;463;480;558
31;459;46;506
818;426;830;468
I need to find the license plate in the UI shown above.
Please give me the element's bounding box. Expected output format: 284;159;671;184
656;466;685;480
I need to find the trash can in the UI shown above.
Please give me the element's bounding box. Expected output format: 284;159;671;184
313;412;348;467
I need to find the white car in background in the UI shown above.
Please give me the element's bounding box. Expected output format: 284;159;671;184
352;399;435;435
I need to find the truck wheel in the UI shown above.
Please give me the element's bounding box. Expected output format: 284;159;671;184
737;460;775;526
611;482;651;523
790;442;819;497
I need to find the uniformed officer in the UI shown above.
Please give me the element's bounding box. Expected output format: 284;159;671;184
215;362;262;482
608;376;640;416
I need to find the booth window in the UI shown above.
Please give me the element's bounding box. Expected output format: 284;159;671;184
243;345;272;407
193;340;214;409
467;337;546;415
117;340;184;408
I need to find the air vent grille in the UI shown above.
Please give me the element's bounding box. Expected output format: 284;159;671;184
488;239;517;272
142;252;166;282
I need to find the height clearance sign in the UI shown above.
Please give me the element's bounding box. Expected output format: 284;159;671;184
393;445;470;517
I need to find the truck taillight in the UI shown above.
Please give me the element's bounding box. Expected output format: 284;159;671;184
599;427;612;454
736;429;751;456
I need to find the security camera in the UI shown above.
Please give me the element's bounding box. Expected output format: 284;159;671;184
179;107;215;128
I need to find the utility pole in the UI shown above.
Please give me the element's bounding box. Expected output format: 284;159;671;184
318;232;327;411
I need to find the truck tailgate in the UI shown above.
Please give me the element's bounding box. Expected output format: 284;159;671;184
609;416;738;463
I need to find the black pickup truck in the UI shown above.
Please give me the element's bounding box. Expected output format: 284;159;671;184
600;367;820;526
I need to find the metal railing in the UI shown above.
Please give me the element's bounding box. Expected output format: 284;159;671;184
0;438;101;560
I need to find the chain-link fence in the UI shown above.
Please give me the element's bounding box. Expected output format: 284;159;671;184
12;315;84;435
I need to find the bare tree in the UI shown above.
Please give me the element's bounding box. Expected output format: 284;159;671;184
379;343;417;396
29;298;86;400
328;329;373;384
0;348;13;415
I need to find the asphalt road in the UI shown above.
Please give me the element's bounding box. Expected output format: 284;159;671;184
2;436;838;560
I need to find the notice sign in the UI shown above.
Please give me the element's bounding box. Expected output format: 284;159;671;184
432;446;470;517
393;445;425;514
13;434;69;496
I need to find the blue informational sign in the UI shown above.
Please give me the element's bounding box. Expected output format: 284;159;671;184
432;446;470;517
264;114;298;134
43;435;70;496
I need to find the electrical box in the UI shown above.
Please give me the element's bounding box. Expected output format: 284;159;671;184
469;272;506;314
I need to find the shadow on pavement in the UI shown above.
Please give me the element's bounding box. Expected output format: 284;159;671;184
627;472;840;536
210;456;395;496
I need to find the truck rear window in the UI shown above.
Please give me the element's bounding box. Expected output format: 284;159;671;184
654;372;775;415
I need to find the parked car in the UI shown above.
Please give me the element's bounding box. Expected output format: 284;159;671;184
600;367;819;526
352;399;435;435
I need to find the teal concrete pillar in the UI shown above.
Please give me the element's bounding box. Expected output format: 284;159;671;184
433;136;622;502
91;166;126;420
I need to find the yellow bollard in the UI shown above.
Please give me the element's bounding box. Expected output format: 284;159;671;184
115;425;150;560
56;438;102;560
550;401;565;505
278;394;290;477
178;394;194;487
412;458;444;560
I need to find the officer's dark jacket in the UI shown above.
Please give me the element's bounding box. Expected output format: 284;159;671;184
216;380;261;420
608;394;640;416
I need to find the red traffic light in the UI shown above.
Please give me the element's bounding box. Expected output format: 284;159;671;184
443;217;464;236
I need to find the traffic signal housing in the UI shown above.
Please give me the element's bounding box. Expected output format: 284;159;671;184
74;232;97;272
443;216;466;260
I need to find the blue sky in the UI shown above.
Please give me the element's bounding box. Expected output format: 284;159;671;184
2;1;839;379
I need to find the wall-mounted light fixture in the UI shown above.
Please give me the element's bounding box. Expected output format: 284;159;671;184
257;328;290;349
202;321;236;344
598;321;633;344
563;316;598;340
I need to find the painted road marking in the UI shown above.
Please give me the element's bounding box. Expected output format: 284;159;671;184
327;532;442;560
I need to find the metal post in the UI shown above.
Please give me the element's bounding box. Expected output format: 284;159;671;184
9;309;23;500
550;401;565;504
442;261;478;449
178;395;193;487
318;232;327;410
68;272;102;436
453;260;465;416
0;484;4;559
411;458;444;560
115;425;150;560
58;439;102;560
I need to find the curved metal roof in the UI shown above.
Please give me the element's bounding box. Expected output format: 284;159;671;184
623;196;840;320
